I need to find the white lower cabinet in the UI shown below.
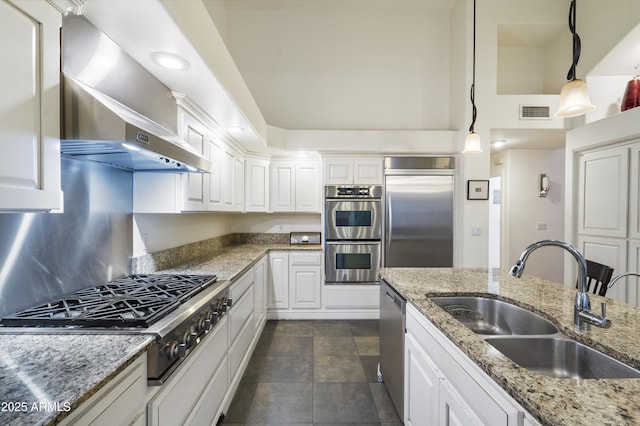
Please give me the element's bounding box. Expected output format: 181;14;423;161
254;256;268;332
60;353;147;426
405;304;534;426
289;252;322;309
404;332;439;426
268;251;290;309
268;251;323;317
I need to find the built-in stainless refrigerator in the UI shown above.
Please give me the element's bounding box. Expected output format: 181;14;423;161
383;157;454;267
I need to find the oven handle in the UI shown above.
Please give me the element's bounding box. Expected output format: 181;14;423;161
325;241;381;245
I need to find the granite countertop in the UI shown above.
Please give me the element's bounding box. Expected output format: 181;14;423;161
379;267;640;426
157;243;322;280
0;334;153;426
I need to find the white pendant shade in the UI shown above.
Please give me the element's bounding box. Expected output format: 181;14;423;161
556;79;595;118
462;132;482;154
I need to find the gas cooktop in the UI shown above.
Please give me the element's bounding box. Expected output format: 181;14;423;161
0;274;218;328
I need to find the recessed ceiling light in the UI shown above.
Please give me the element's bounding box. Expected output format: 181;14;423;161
228;126;245;133
150;51;190;71
492;140;506;148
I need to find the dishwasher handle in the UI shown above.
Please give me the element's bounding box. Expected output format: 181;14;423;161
385;288;404;310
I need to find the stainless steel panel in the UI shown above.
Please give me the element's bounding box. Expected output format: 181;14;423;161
325;241;381;283
379;279;405;421
0;157;132;317
325;200;382;240
384;156;455;171
384;175;453;267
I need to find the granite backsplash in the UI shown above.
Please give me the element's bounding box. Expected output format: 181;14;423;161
129;233;292;274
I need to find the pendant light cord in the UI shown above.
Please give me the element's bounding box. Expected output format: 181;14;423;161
468;0;477;133
566;0;581;81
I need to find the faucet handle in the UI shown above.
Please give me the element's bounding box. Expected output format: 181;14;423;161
601;301;607;318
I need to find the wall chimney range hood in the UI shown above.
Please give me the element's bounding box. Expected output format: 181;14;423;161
60;15;211;173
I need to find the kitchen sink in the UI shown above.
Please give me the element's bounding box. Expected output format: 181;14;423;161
430;296;558;335
485;337;640;379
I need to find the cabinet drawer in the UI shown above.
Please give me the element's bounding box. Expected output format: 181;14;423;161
186;356;229;426
229;286;254;345
229;311;255;380
230;268;255;301
289;251;322;266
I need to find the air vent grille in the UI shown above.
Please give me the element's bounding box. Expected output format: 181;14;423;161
520;105;551;120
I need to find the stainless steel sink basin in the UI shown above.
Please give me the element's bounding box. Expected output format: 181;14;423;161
430;296;558;335
485;337;640;379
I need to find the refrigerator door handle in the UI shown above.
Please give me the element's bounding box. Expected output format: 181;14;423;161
386;196;393;257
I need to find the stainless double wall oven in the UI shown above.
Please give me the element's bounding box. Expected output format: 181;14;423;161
324;185;382;284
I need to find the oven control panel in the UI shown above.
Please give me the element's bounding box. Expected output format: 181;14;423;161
325;185;382;199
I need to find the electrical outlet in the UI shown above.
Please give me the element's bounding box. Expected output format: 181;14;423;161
536;222;548;231
472;227;482;236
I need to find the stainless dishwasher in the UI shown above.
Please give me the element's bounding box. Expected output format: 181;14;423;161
379;279;405;421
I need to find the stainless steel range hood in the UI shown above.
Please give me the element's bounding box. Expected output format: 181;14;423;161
61;15;211;173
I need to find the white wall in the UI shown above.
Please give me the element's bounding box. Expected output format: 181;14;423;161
491;149;565;283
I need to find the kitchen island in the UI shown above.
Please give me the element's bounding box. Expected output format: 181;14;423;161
380;267;640;425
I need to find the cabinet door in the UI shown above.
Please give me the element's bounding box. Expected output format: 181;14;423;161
577;235;628;303
233;155;245;211
223;149;235;211
404;333;439;426
207;137;224;210
180;112;207;211
324;158;353;185
578;147;629;237
0;1;61;211
270;162;295;212
439;378;483;426
630;144;640;239
268;252;289;309
627;241;640;307
295;162;320;212
289;266;321;309
245;158;269;212
354;158;383;185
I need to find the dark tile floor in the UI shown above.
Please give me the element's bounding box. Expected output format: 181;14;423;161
221;320;402;425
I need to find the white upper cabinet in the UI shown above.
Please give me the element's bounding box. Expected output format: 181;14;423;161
245;157;269;212
270;160;321;213
0;1;62;212
179;108;209;212
222;145;245;212
295;161;321;212
323;156;383;185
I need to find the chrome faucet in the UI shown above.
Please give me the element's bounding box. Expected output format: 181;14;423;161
509;240;611;332
608;272;640;289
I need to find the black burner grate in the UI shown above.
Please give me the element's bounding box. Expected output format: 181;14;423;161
1;274;217;328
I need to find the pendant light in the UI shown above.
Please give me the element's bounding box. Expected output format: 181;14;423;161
462;0;482;154
556;0;595;118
